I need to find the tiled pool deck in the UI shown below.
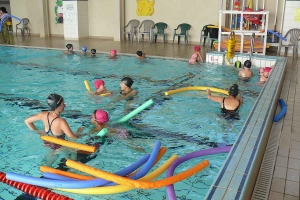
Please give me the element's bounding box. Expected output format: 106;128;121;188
2;35;299;200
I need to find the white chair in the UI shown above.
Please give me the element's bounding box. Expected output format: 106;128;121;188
138;20;154;43
277;28;300;60
123;19;140;42
16;18;30;37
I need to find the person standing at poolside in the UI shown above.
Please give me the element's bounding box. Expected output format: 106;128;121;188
120;77;137;98
238;60;253;79
0;7;10;44
24;93;84;166
206;84;243;120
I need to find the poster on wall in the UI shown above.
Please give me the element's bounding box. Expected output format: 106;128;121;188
136;0;155;16
55;0;63;24
64;2;77;25
294;8;300;22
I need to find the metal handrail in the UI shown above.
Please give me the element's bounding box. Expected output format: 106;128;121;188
250;33;255;60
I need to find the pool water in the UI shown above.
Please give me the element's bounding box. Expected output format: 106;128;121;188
0;46;262;200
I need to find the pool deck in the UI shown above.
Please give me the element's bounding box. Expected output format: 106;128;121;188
2;35;299;200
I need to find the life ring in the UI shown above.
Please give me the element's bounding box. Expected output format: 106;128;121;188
165;86;229;96
84;80;110;96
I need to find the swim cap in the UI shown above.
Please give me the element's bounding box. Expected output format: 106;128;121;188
136;51;143;57
229;84;239;97
234;60;241;68
264;67;272;73
81;46;87;52
94;110;109;124
121;77;134;88
66;44;73;49
117;129;129;139
110;49;117;56
244;60;251;68
94;79;105;89
194;45;200;51
91;49;96;54
46;94;63;111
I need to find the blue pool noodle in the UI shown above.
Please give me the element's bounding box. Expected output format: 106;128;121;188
104;140;161;186
273;99;287;122
7;153;152;188
267;30;287;41
0;15;23;32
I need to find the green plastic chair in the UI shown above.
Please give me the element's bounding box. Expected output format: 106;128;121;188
172;23;191;45
150;22;168;43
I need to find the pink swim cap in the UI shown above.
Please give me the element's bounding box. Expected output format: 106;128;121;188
95;110;109;124
110;49;117;56
94;79;105;89
194;45;200;51
264;67;272;73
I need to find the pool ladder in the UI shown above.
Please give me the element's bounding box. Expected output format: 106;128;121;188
250;33;255;61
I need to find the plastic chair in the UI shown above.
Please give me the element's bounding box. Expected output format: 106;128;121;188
137;20;155;43
123;19;140;42
277;28;300;60
150;22;168;43
16;18;30;37
200;24;214;46
172;23;191;45
207;27;219;49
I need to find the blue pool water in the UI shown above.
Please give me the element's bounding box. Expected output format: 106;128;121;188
0;46;262;199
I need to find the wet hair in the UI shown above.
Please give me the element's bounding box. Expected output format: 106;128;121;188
244;60;251;68
91;49;96;54
121;77;134;88
228;84;239;97
0;7;7;13
46;94;63;111
136;51;143;57
66;44;73;50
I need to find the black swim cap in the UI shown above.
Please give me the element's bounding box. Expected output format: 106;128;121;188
136;51;143;57
91;49;96;54
122;77;134;88
229;84;239;97
244;60;251;68
235;60;241;68
47;94;63;111
66;44;73;49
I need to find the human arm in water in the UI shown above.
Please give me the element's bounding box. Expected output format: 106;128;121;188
206;88;224;103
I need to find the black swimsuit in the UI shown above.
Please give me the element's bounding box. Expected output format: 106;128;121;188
44;112;65;150
221;98;240;120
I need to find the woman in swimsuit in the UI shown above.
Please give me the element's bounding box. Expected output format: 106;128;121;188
206;84;243;120
25;94;84;166
119;77;137;98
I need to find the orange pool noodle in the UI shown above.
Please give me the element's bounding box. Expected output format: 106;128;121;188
66;159;209;189
41;135;96;153
40;166;94;180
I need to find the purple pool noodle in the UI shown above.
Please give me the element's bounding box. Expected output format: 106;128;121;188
7;153;151;188
105;140;161;186
166;146;232;200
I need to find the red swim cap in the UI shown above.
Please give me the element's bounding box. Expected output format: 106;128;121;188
95;110;109;124
264;67;272;73
194;45;200;51
94;79;105;89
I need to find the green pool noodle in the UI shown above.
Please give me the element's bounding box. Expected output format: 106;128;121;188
97;128;108;137
117;99;154;123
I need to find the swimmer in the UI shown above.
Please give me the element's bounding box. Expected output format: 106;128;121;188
24;94;84;166
206;84;243;120
81;46;87;54
108;49;117;59
257;66;273;84
238;60;253;79
93;79;111;96
189;45;204;64
90;49;96;57
136;50;146;60
63;44;74;54
120;77;137;98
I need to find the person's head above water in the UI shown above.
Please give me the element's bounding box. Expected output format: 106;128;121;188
47;94;64;111
91;49;96;55
244;60;251;68
81;46;87;52
121;77;134;88
228;84;239;97
92;109;109;124
66;44;73;50
94;79;105;89
136;51;143;57
110;49;117;56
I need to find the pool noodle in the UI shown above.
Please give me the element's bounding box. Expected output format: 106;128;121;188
165;86;229;96
0;15;23;32
40;166;95;180
53;154;179;194
267;30;287;41
117;99;154;123
273;99;287;122
166;146;231;200
41;135;96;153
84;80;92;93
65;159;209;189
7;145;159;189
